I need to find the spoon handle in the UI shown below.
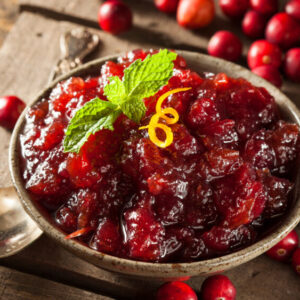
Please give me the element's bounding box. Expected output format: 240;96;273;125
49;28;100;82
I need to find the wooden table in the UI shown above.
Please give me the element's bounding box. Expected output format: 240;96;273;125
0;1;299;299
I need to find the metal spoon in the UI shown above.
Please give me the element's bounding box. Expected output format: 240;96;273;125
0;28;99;258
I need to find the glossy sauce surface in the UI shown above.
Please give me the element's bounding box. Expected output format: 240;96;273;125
19;50;299;262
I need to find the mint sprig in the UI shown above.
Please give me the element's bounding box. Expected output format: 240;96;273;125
63;49;177;153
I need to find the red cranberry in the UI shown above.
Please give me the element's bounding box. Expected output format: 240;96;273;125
201;275;236;300
266;230;299;262
155;0;179;13
207;30;242;62
0;95;26;130
265;12;300;49
247;40;282;70
156;281;198;300
177;0;215;29
286;0;300;21
250;0;278;16
252;65;282;88
292;248;300;275
284;48;300;82
219;0;249;19
98;0;132;34
242;10;267;39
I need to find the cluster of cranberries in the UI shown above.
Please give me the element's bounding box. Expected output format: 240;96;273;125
156;275;236;300
98;0;216;35
266;229;300;277
208;0;300;87
19;50;299;265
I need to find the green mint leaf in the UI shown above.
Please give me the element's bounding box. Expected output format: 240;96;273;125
63;98;121;153
123;49;177;100
64;49;177;153
103;76;125;104
119;98;146;123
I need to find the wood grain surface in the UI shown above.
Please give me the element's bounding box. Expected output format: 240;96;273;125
0;265;113;300
0;1;299;299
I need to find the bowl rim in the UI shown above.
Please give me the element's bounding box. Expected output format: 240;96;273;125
9;50;300;278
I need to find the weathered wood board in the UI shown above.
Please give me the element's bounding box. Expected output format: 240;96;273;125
0;265;114;300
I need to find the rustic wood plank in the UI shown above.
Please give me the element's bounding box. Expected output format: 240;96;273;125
1;235;157;300
0;0;18;47
0;265;114;300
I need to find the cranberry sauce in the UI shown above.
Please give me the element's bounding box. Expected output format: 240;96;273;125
19;50;299;262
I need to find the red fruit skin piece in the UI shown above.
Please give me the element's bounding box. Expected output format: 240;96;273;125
284;48;300;82
252;65;282;88
98;0;132;34
156;281;198;300
219;0;249;19
250;0;278;16
247;40;282;70
207;30;242;62
265;13;300;49
201;275;236;300
155;0;179;13
0;95;26;130
177;0;215;29
286;0;300;21
266;230;299;262
242;10;267;39
292;248;300;275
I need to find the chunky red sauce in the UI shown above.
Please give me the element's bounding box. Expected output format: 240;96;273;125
19;50;299;262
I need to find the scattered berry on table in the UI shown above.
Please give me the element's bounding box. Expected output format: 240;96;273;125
177;0;215;29
155;0;179;13
207;30;242;62
252;65;282;88
156;281;198;300
247;40;282;70
292;248;300;276
242;10;267;39
284;48;300;82
201;275;236;300
0;95;26;130
98;0;132;34
219;0;249;19
266;230;299;262
265;12;300;49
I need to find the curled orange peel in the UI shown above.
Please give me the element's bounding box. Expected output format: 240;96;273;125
139;87;192;148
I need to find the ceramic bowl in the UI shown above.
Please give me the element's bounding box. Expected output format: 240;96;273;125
9;50;300;279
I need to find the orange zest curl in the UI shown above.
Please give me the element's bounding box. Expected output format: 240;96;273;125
139;87;192;148
64;227;93;240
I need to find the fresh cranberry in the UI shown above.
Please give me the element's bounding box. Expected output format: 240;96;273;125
242;10;267;39
265;13;300;49
284;48;300;82
266;230;299;262
201;275;236;300
247;40;282;70
98;0;132;34
285;0;300;21
156;281;198;300
155;0;179;13
177;0;215;28
219;0;249;19
0;95;26;130
252;65;282;88
250;0;278;16
207;31;242;62
292;248;300;275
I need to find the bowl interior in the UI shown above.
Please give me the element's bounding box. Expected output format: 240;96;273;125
9;50;300;278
